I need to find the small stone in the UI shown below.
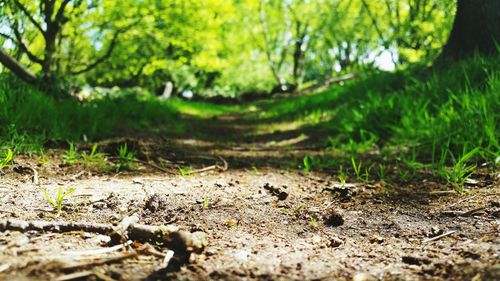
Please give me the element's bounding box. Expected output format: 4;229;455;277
368;235;384;244
353;272;377;281
328;236;343;248
144;193;168;212
277;191;288;201
132;178;143;184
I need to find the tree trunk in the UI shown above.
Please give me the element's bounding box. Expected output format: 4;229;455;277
440;0;500;59
0;49;37;84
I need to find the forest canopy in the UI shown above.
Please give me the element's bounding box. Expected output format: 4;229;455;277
1;0;456;98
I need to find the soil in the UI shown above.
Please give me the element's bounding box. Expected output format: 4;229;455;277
0;111;498;281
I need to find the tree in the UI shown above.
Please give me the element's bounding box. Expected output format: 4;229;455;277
440;0;500;59
0;0;85;83
0;0;138;89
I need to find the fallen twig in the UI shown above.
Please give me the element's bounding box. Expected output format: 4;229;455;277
62;241;133;256
186;165;218;175
59;243;170;273
218;156;228;171
429;190;456;196
0;218;206;254
109;213;140;244
29;166;39;185
0;263;10;273
447;195;478;208
61;251;138;271
12;165;39;185
0;219;113;234
67;171;87;181
423;231;456;243
93;270;118;281
441;206;487;217
55;271;94;281
185;156;228;175
130;159;177;175
460;206;486;217
107;157;177;174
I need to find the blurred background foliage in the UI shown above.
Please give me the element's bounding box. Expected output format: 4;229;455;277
0;0;456;98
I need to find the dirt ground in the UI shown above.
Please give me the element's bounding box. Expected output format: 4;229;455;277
0;112;499;281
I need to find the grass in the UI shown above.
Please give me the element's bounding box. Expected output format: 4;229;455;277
0;75;236;154
253;54;500;188
0;148;13;170
437;147;480;192
179;166;193;176
63;143;79;164
115;143;136;172
302;155;312;173
201;197;210;208
0;54;498;189
44;186;77;216
81;144;107;168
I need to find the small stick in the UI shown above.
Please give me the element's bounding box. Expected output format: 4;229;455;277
62;241;133;256
61;251;138;270
55;271;94;281
218;156;228;171
460;206;486;217
130;159;177;175
430;190;456;196
0;219;114;234
441;206;487;217
0;263;10;273
185;157;229;175
68;171;86;181
29;166;39;185
92;270;118;281
186;165;218;175
137;243;167;258
447;195;478;208
107;157;177;174
0;219;205;253
109;214;140;244
423;231;456;243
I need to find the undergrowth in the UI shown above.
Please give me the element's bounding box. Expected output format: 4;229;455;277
0;75;234;154
260;54;499;189
0;54;498;190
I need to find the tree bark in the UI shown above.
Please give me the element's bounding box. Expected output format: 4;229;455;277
440;0;500;59
0;49;37;84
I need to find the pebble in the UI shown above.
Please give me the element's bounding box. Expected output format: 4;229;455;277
353;272;377;281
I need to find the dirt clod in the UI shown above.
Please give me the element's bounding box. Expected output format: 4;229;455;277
263;182;289;201
144;194;168;213
323;208;344;226
402;255;432;266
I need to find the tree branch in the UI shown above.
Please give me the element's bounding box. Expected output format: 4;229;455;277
258;1;283;86
70;31;120;75
0;32;15;42
54;0;73;24
12;0;45;34
70;21;139;75
0;48;38;84
11;25;44;64
360;0;391;49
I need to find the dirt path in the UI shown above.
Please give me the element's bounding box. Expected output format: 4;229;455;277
0;111;499;281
